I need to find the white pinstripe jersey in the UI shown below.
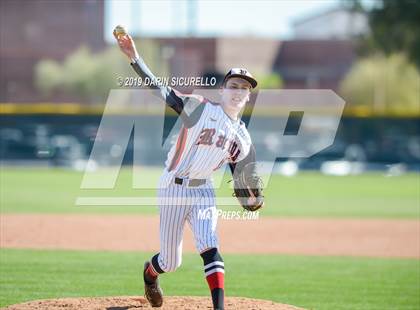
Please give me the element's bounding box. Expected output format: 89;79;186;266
165;99;251;179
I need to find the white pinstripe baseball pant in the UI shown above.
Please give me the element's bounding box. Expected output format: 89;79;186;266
155;173;219;272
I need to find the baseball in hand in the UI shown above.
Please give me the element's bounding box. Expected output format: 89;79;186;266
113;25;127;38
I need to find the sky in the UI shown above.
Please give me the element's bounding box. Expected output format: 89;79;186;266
105;0;376;42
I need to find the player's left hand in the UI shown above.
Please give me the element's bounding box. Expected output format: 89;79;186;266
246;185;264;209
233;163;264;212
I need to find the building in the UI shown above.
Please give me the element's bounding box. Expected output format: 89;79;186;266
154;36;280;88
272;40;356;91
271;7;368;91
0;3;364;102
293;7;369;40
0;0;105;102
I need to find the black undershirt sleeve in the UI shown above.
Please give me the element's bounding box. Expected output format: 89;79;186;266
130;58;205;127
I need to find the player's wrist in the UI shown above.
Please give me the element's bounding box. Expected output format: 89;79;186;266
130;52;140;64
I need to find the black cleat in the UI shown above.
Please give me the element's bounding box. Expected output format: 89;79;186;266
143;261;163;307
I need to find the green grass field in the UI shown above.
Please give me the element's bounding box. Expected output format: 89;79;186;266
1;167;419;309
1;167;419;218
1;249;419;309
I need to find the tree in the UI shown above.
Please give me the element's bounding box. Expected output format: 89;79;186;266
340;53;420;115
368;0;420;69
255;73;283;89
34;39;162;103
34;60;63;97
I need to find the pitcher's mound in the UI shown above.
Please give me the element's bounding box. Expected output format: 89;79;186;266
3;296;305;310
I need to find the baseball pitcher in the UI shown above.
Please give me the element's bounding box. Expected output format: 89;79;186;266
114;26;264;310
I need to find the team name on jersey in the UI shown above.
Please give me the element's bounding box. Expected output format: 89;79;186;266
196;127;241;161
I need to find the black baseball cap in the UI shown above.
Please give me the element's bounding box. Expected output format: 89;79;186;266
222;68;258;89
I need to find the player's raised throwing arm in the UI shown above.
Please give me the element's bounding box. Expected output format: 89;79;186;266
113;28;190;116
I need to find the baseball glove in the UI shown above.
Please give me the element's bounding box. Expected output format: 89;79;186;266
232;162;264;212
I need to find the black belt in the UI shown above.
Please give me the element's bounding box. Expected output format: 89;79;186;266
174;177;206;187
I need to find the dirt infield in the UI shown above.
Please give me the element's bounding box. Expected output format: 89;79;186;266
1;214;419;258
2;296;304;310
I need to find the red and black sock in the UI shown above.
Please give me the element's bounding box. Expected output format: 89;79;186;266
144;253;165;284
200;248;224;310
